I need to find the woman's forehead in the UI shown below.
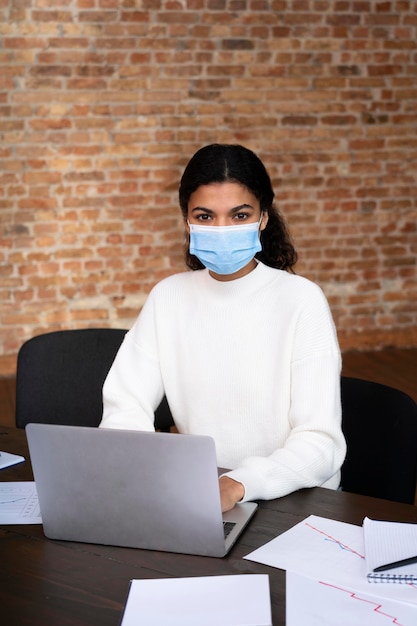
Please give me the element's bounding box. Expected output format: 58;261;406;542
188;182;259;211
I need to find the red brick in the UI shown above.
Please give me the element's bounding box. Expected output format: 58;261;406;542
0;2;416;361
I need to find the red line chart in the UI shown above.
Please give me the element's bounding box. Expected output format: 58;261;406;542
319;581;405;625
305;520;365;560
304;520;417;595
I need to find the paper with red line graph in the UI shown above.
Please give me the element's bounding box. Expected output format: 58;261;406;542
244;515;417;624
286;571;417;626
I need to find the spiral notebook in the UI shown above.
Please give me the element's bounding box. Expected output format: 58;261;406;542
363;517;417;583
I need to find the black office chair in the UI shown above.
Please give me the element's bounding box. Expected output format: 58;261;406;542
15;328;174;432
340;376;417;505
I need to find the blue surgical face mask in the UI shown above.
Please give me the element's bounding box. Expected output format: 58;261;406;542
188;216;263;275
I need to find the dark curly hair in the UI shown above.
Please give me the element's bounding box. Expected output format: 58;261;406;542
179;144;297;271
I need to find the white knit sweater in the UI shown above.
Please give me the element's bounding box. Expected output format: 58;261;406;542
101;262;346;502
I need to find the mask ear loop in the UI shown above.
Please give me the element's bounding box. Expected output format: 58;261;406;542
258;212;264;229
258;212;266;240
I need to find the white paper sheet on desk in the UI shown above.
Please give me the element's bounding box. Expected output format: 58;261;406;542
286;571;417;626
120;574;272;626
0;481;42;524
244;515;417;604
0;451;25;469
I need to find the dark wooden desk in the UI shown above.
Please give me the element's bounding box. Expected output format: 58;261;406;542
1;425;417;626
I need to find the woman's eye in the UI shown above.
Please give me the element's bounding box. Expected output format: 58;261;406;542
234;213;249;220
196;214;212;221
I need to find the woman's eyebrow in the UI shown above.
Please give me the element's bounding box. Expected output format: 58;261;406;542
230;204;255;213
190;206;215;214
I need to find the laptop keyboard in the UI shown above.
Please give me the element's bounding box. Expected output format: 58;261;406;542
223;521;236;539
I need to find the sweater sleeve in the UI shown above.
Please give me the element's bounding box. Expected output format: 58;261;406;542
224;284;346;502
100;294;164;431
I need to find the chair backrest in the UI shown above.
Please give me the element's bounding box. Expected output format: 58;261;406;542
340;376;417;505
15;328;174;431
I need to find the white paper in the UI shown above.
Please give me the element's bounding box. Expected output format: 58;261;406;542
0;451;25;470
287;571;417;626
120;574;272;626
244;515;417;604
0;481;42;524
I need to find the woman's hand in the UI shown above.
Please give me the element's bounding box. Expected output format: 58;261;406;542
219;476;245;512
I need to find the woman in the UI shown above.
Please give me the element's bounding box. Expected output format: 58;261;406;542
100;144;346;511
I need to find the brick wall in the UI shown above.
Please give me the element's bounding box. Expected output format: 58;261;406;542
1;1;417;375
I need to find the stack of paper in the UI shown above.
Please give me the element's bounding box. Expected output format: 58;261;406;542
245;515;417;625
120;574;272;626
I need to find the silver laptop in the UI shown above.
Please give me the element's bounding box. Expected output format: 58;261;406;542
26;423;257;557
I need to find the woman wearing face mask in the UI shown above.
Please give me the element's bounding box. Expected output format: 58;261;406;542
100;144;346;512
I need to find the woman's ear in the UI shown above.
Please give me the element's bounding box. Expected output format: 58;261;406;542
184;217;190;234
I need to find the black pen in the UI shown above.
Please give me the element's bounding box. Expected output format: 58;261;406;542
374;556;417;573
